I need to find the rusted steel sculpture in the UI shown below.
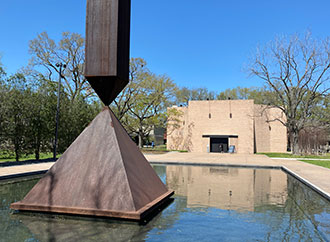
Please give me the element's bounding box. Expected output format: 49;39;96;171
11;0;173;221
85;0;131;105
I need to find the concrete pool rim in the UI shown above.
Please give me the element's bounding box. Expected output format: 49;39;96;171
1;161;329;202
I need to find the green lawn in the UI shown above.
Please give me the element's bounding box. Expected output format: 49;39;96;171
299;160;330;169
259;152;330;169
141;144;188;154
0;152;56;163
258;152;330;159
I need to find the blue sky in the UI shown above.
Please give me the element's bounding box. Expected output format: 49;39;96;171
1;0;330;92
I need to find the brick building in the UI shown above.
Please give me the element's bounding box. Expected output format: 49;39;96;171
167;100;287;154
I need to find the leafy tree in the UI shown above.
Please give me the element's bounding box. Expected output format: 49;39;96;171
249;33;330;154
217;86;274;104
23;78;59;160
111;58;177;147
111;58;148;120
127;73;176;148
0;65;8;151
1;73;31;161
0;61;5;80
175;87;216;106
57;95;101;153
0;67;100;160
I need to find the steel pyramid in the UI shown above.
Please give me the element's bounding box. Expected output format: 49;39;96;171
11;107;173;220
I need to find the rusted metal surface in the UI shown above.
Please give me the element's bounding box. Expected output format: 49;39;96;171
11;191;174;221
87;76;128;106
11;108;173;220
11;0;174;221
85;0;131;105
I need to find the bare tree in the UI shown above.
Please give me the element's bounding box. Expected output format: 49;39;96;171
249;33;330;154
299;126;328;154
29;32;93;101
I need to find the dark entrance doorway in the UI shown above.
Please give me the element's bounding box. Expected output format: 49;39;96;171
210;138;228;153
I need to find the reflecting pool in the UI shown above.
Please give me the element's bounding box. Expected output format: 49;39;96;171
0;165;329;241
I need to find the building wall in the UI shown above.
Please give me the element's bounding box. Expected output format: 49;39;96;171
254;105;287;153
254;105;271;152
167;100;287;153
188;100;254;153
167;106;190;151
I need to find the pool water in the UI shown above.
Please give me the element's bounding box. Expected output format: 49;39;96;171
0;165;329;242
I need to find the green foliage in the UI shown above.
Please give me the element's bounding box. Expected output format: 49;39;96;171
0;31;104;160
141;144;168;153
175;87;216;106
0;152;55;163
0;73;31;161
0;55;177;157
112;58;177;148
57;96;101;153
0;68;100;160
112;58;148;120
167;108;184;131
217;86;276;104
0;63;5;81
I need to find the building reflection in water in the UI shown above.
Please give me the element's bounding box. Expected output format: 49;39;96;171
166;166;288;211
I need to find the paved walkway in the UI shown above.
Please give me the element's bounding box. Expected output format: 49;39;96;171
0;162;54;179
0;153;329;199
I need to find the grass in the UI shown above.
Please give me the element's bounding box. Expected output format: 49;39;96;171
259;152;330;169
141;144;188;154
141;144;168;154
258;152;330;159
0;152;56;163
299;160;330;169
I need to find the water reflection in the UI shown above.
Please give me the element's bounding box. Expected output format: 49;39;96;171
16;214;151;242
166;166;287;211
0;165;329;241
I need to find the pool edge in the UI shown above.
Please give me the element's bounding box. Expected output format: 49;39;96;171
1;162;329;202
150;161;330;202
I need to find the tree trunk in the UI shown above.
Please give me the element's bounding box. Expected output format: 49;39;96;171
35;137;40;160
15;146;19;162
14;136;20;162
138;128;143;149
35;148;40;161
291;130;300;155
